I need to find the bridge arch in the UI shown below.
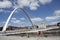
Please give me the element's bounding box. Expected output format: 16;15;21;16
2;7;34;32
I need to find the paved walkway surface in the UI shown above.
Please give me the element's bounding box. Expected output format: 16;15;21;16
0;36;60;40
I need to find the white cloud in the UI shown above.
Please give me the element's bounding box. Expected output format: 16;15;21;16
11;18;16;20
45;10;60;21
50;21;60;25
39;0;52;4
54;10;60;16
11;18;25;24
17;0;39;10
45;16;60;21
11;20;21;24
0;21;12;27
0;0;52;10
17;0;52;10
29;0;40;10
17;0;30;8
20;18;26;20
0;1;12;8
31;17;43;22
11;18;20;24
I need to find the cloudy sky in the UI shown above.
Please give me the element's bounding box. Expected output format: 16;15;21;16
0;0;60;27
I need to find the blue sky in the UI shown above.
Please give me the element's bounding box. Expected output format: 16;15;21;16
0;0;60;27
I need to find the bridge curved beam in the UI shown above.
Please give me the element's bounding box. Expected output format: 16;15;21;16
2;7;34;32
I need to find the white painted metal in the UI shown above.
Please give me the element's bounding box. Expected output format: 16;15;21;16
2;7;34;32
2;7;18;32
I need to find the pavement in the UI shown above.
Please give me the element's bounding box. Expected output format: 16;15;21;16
0;36;60;40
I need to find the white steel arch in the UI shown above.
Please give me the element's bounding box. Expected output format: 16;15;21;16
2;7;34;32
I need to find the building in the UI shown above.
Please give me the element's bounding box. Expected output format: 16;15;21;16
38;22;46;29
